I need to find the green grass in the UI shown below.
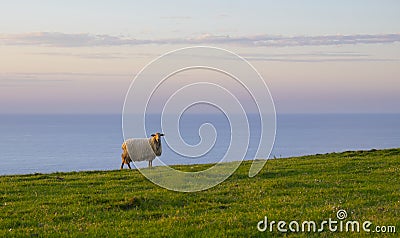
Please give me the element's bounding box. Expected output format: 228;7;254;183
1;148;399;237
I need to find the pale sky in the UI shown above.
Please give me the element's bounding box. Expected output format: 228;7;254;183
1;0;399;114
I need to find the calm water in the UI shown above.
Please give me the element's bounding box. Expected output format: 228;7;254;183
0;114;399;175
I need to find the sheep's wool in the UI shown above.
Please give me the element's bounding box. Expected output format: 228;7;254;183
125;138;156;162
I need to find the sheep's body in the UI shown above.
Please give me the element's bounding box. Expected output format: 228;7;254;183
125;138;157;162
120;133;163;169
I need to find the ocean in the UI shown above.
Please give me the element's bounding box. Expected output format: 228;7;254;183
1;113;399;175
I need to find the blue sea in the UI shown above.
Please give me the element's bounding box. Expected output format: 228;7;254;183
0;114;399;175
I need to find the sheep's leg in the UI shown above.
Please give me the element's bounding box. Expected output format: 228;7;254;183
120;162;124;170
127;163;131;169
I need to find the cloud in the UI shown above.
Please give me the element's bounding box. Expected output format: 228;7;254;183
160;16;192;20
0;72;133;87
217;13;230;18
190;34;400;47
1;32;400;47
1;72;131;78
32;52;128;59
0;32;151;47
0;72;131;81
241;52;399;63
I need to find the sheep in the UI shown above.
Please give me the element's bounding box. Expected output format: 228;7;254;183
120;132;164;169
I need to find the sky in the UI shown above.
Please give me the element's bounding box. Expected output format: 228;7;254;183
0;0;399;114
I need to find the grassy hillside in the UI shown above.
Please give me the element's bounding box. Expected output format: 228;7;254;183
1;148;399;237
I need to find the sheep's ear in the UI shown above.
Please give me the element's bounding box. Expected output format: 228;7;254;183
151;134;155;137
160;133;164;136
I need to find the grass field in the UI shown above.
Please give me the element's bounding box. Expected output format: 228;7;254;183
1;148;399;237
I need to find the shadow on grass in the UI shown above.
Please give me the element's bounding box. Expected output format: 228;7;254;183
118;196;143;210
115;195;173;212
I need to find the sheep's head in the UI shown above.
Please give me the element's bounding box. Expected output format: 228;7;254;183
151;132;164;143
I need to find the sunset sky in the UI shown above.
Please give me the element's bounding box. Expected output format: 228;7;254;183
1;0;399;114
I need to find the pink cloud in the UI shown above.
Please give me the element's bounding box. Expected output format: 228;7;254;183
1;32;400;47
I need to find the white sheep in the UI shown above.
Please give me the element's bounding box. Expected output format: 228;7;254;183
121;133;164;169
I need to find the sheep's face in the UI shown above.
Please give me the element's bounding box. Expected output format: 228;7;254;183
151;133;164;143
